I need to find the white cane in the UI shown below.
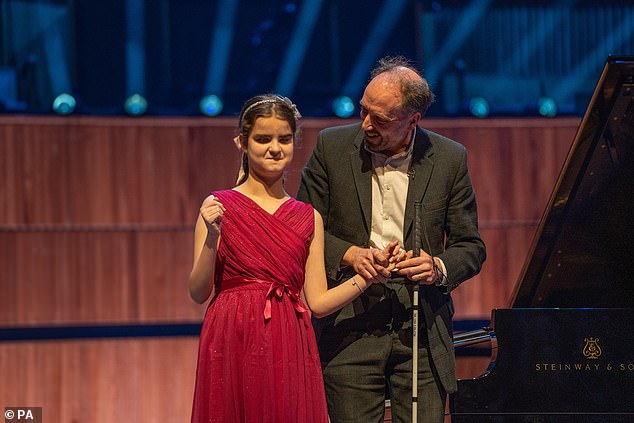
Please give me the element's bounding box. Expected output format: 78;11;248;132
412;282;419;422
412;202;423;422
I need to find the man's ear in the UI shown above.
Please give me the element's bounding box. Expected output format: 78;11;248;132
409;112;421;128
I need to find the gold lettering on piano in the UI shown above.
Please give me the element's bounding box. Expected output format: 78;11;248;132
582;337;601;359
532;337;634;373
534;363;600;371
534;363;634;371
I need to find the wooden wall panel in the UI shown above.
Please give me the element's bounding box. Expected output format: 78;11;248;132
0;116;242;225
0;337;199;422
1;116;579;326
452;226;539;318
0;231;200;325
427;118;578;221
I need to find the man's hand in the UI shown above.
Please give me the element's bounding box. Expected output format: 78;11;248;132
371;240;407;272
393;248;440;285
343;240;407;283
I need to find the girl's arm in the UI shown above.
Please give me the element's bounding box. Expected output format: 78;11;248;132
188;195;225;304
303;211;389;318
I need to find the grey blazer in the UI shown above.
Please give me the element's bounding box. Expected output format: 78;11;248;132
297;122;486;393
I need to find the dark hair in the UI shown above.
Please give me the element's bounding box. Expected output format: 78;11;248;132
235;94;301;185
370;56;435;116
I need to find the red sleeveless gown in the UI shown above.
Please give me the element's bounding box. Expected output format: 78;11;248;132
191;190;329;423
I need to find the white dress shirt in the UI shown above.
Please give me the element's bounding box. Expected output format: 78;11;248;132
366;128;448;284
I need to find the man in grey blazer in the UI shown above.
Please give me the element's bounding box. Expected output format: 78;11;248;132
297;56;486;422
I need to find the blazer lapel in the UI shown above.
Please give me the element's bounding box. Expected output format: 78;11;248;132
403;128;434;249
350;133;373;233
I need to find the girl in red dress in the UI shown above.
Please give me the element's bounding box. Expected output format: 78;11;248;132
188;95;401;423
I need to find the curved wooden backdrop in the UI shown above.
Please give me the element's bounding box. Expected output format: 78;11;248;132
0;115;579;421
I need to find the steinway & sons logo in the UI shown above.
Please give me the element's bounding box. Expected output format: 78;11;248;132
534;336;634;372
582;337;601;359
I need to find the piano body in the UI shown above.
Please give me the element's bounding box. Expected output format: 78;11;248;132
450;56;634;422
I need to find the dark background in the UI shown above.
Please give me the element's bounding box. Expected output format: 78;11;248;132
1;0;633;117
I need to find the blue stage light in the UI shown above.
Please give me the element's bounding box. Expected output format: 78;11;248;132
52;93;76;115
199;95;223;116
283;2;297;13
332;96;355;118
469;97;489;118
538;97;557;117
124;94;148;116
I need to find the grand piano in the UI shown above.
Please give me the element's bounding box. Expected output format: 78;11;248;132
450;56;634;422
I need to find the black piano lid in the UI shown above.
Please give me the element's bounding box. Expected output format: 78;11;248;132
512;55;634;308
